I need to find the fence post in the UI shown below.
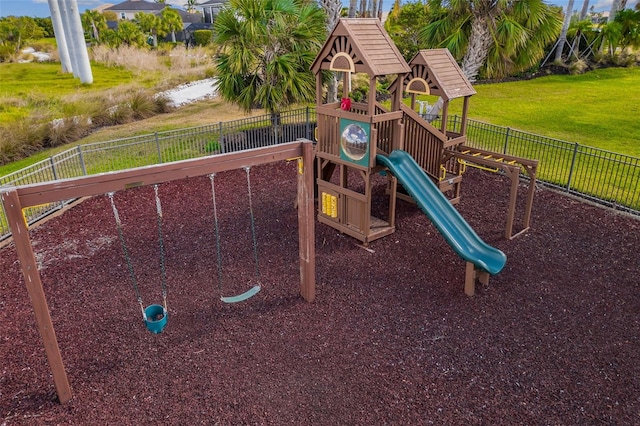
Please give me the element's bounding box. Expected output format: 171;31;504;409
49;157;58;180
219;122;225;154
155;132;162;163
77;145;87;176
503;127;510;155
566;143;580;192
452;115;459;133
305;107;311;140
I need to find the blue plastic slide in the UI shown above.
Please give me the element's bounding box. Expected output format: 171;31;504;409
376;150;506;275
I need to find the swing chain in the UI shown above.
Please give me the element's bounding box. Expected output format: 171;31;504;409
153;185;168;310
108;192;145;318
244;167;261;282
209;173;225;294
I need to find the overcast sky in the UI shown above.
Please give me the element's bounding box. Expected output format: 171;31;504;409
0;0;634;19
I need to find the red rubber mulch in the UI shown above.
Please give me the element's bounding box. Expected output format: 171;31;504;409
1;162;639;425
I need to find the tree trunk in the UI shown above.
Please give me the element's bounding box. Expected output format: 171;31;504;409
348;0;357;18
461;17;494;82
579;0;590;19
608;0;620;22
555;0;575;62
425;97;444;123
319;0;342;103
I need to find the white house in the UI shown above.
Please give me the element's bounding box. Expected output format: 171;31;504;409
104;0;166;20
194;0;228;24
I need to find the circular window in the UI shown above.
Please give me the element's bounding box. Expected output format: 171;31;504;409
341;123;368;161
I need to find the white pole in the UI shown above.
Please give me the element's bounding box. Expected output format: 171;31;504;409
67;0;93;84
57;0;79;78
47;0;72;73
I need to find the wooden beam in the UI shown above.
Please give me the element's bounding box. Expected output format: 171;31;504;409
15;142;307;208
0;189;72;403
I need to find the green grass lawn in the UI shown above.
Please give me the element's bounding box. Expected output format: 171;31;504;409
465;67;640;157
0;62;148;124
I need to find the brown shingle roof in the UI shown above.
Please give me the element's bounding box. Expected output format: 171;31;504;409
311;18;410;77
409;49;476;100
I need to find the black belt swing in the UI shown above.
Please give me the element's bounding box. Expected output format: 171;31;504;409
109;185;169;334
209;167;262;303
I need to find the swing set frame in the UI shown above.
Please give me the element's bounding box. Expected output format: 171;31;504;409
0;140;316;404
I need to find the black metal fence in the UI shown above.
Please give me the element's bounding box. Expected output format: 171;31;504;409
445;116;640;215
1;107;638;242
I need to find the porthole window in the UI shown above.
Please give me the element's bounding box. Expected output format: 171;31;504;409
340;123;368;161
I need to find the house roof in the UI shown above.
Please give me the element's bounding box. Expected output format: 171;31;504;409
407;49;475;100
105;0;166;12
198;0;227;5
311;18;410;77
177;9;202;24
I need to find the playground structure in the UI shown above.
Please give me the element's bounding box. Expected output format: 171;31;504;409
312;19;538;293
0;19;544;407
0;141;315;404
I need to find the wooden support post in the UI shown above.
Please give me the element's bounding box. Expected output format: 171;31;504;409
440;101;449;135
522;164;538;231
460;96;470;135
464;262;490;296
464;262;476;296
504;166;520;240
1;189;72;404
298;142;316;302
368;76;377;116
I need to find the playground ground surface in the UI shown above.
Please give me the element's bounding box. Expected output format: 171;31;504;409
1;163;639;425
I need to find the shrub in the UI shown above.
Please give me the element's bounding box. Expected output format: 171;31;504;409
569;59;589;75
0;121;44;164
128;89;157;120
44;116;92;148
193;30;213;47
205;138;221;153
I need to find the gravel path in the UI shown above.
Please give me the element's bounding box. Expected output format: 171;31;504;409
158;78;219;107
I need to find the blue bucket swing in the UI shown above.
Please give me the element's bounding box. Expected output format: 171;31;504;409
109;185;170;334
209;168;261;304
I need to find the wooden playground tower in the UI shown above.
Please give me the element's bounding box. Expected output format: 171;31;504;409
312;18;538;243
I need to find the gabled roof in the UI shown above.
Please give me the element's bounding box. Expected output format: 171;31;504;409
198;0;227;5
105;0;166;12
311;18;410;77
408;49;476;100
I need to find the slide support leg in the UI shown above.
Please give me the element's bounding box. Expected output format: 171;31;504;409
465;262;490;296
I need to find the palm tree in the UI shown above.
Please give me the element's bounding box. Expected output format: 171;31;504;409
116;21;146;47
161;8;183;43
81;10;107;42
135;11;161;47
420;0;563;82
348;0;357;17
184;0;198;13
614;8;640;51
554;0;575;61
319;0;342;103
213;0;326;119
